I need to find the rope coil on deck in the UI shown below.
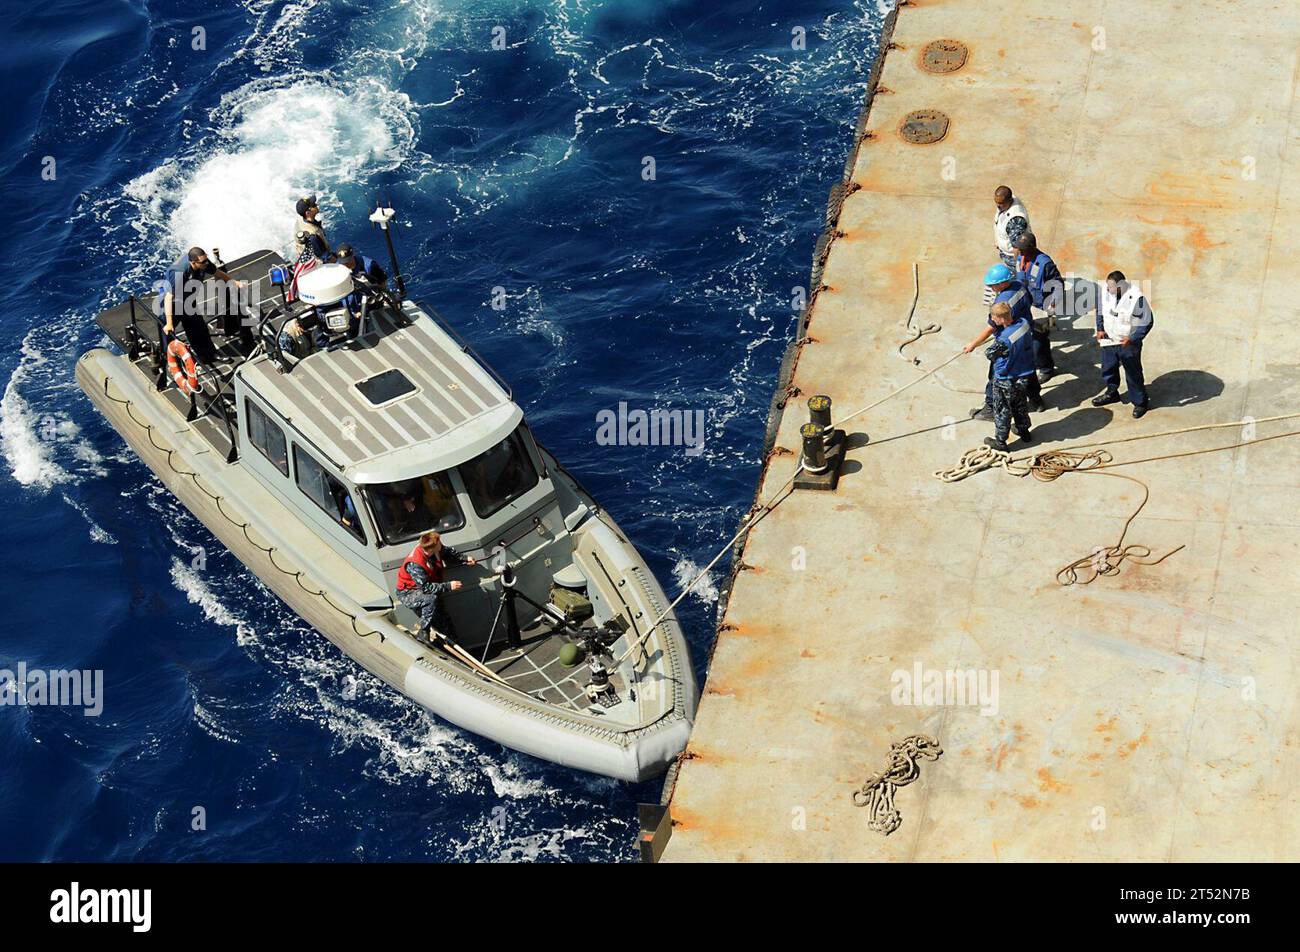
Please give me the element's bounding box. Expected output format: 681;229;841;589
934;418;1300;585
852;734;943;836
933;444;1018;482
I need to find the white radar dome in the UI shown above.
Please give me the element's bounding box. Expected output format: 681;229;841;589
296;263;355;307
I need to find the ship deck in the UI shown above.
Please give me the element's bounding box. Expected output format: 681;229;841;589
663;0;1300;861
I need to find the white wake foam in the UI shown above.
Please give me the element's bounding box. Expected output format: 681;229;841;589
672;557;719;604
169;557;257;644
61;493;117;544
1;329;105;491
125;76;415;260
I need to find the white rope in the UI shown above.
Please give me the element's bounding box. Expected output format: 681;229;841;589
896;263;940;364
933;410;1300;483
613;347;968;668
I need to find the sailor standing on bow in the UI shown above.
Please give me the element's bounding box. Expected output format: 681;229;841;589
1091;270;1154;418
993;185;1031;270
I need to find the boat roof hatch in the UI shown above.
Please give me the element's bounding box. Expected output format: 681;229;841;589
239;299;524;484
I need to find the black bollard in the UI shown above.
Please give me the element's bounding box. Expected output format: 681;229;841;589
801;422;828;473
808;394;832;432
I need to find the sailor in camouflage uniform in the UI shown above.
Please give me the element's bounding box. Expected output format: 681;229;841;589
965;301;1035;452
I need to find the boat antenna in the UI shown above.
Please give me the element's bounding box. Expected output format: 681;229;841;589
369;194;407;302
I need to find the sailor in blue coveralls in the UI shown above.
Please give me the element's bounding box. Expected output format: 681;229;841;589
965;301;1036;451
335;242;388;338
1013;232;1062;383
970;263;1045;421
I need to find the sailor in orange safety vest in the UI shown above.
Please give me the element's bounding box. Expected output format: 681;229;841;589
394;530;476;641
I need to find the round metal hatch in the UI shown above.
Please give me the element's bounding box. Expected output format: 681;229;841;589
920;39;968;74
899;109;950;145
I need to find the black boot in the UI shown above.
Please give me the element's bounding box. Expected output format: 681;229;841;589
1091;390;1121;407
970;405;994;422
1017;429;1034;444
983;436;1009;453
1132;404;1148;419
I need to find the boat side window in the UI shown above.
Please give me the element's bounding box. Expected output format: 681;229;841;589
293;445;366;544
246;399;289;476
459;428;539;518
368;472;465;545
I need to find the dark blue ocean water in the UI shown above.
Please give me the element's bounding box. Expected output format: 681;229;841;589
0;0;883;861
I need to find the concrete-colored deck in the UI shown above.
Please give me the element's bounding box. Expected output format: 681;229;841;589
664;0;1300;861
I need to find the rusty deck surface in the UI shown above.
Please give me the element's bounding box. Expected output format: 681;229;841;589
663;0;1300;861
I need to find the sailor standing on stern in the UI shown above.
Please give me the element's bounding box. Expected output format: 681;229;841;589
158;247;247;364
1091;270;1154;418
395;530;477;642
294;195;332;262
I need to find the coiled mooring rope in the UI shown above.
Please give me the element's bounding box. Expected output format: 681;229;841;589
1043;460;1185;586
852;734;943;835
935;418;1300;585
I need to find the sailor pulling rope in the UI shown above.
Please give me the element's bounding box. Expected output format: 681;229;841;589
624;259;1300;666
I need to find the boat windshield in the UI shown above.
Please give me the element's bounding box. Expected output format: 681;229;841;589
459;428;539;518
368;471;465;544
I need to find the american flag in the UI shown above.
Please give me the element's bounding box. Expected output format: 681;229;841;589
284;247;319;303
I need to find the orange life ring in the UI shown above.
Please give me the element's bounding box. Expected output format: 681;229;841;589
166;338;202;395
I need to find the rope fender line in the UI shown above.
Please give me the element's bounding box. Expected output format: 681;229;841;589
99;375;384;640
613;345;969;669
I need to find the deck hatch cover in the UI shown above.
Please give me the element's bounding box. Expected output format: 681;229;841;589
899;109;950;144
356;369;418;407
920;39;968;74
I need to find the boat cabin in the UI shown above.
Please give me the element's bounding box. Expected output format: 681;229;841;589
95;250;574;634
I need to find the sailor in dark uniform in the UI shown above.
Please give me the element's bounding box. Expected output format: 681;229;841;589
335;242;388;337
970;263;1045;421
294;195;331;261
157;247;247;364
1014;232;1063;383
